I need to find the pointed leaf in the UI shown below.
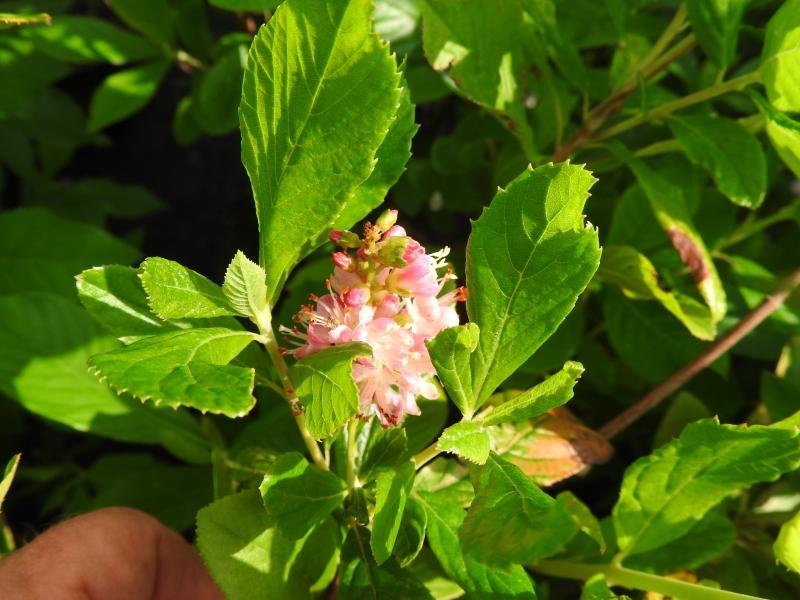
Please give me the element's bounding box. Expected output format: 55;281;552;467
259;452;347;540
394;497;427;567
426;323;479;417
436;422;490;465
289;342;372;439
140;257;236;319
466;163;601;407
482;361;584;426
223;250;269;318
687;0;747;69
240;0;402;303
89;328;257;417
372;461;415;565
762;0;800;113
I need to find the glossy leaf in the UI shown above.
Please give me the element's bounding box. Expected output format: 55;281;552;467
240;0;401;303
359;425;408;482
223;250;269;319
372;461;415;565
467;163;601;406
426;323;479;417
436;422;491;465
394;496;427;567
89;328;258;417
762;0;800;112
259;452;347;540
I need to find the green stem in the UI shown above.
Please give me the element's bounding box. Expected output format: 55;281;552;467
716;201;800;250
345;419;359;488
412;442;442;470
595;70;762;142
626;4;688;85
533;559;767;600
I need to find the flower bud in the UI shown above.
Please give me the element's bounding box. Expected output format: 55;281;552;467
375;208;398;232
383;224;406;239
332;251;352;270
378;236;410;268
343;287;369;307
329;230;361;248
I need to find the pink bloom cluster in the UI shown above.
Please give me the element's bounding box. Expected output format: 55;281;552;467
282;210;465;426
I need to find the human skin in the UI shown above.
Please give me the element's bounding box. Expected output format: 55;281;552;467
0;507;224;600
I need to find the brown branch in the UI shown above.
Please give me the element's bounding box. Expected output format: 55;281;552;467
599;264;800;440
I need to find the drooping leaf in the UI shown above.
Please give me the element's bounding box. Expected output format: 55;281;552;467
416;490;537;599
436;422;490;465
0;208;138;298
140;256;236;319
461;453;577;565
223;250;269;319
20;16;159;64
240;0;402;303
197;490;341;600
426;323;479;418
613;419;800;558
88;59;170;132
598;245;715;340
290;343;372;439
372;461;415;565
467;163;601;407
482;361;584;426
687;0;747;70
761;0;800;113
775;509;800;575
0;454;20;512
88;328;258;417
669;115;766;209
259;452;347;540
420;0;535;157
0;293;210;463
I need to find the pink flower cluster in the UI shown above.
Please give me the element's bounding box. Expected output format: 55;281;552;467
282;210;465;426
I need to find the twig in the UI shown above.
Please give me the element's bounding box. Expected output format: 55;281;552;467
599;265;800;440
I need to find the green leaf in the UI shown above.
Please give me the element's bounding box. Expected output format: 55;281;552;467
240;0;401;303
775;509;800;575
467;163;601;407
581;574;630;600
20;16;159;64
290;343;372;439
406;398;449;457
557;491;605;555
761;0;800;113
0;12;51;26
223;250;269;319
209;0;282;10
0;293;210;463
259;452;347;540
598;245;715;340
359;425;408;481
669;115;766;209
394;496;427;567
613;419;800;558
416;489;537;598
88;59;170;132
197;490;341;600
611;146;727;323
461;453;577;565
436;422;490;465
420;0;535;157
749;89;800;179
0;208;138;298
89;327;257;417
686;0;747;70
426;323;479;417
372;461;415;565
105;0;174;44
652;392;712;448
0;454;20;512
140;256;236;319
482;361;584;426
193;44;248;135
375;0;420;44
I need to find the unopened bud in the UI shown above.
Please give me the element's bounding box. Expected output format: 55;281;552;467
375;209;398;232
332;251;352;270
329;230;360;248
383;224;406;239
344;287;370;307
378;236;410;268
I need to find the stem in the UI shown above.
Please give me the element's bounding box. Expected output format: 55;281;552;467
533;559;766;600
599;264;800;440
594;70;761;142
716;202;800;250
412;442;442;470
345;419;359;488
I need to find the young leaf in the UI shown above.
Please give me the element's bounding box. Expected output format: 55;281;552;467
461;453;577;565
197;490;341;600
223;250;269;319
775;509;800;575
482;361;584;426
88;60;170;132
394;497;427;567
613;419;800;559
240;0;402;303
669;115;766;209
761;0;800;113
88;328;258;417
598;245;715;340
259;452;347;540
426;323;479;417
467;163;601;407
20;16;159;64
290;342;372;439
140;257;236;319
0;454;20;512
420;0;535;156
416;490;537;598
372;461;415;565
686;0;747;70
436;422;490;465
